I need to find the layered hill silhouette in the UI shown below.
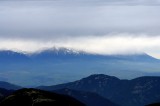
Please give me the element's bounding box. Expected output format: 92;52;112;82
0;88;85;106
38;74;160;106
0;88;118;106
0;48;160;86
0;81;21;90
54;88;119;106
0;74;160;106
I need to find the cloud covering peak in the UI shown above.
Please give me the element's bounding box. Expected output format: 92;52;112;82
0;35;160;59
0;0;160;58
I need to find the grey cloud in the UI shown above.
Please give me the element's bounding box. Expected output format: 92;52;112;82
0;0;160;40
1;0;160;57
1;0;160;5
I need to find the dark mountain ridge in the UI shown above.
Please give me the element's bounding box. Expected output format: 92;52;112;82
0;88;85;106
38;74;160;106
53;88;119;106
0;81;22;90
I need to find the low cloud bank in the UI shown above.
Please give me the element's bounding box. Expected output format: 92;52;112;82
0;34;160;58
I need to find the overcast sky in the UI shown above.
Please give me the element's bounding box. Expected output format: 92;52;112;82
0;0;160;58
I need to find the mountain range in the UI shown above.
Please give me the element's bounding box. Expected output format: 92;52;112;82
0;74;160;106
0;48;160;86
38;74;160;106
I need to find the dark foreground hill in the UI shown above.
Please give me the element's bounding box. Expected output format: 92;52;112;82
0;88;85;106
38;74;160;106
146;103;160;106
0;88;14;101
54;88;119;106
